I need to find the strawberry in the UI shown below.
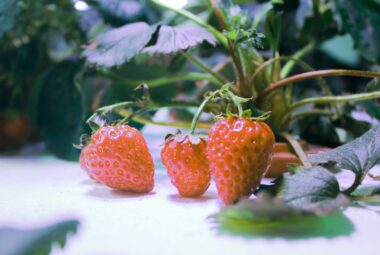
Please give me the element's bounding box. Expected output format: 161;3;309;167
161;132;210;197
79;125;154;193
206;117;275;204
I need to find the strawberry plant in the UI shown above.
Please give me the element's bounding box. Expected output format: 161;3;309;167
79;0;380;211
82;0;380;140
0;0;379;238
2;0;380;158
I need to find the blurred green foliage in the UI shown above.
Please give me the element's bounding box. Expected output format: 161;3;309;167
0;220;79;255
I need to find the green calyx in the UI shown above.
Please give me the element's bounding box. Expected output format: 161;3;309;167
189;84;272;135
218;85;271;120
73;134;90;150
86;84;151;131
164;129;207;145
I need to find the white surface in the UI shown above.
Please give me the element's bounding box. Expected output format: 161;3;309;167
1;144;380;255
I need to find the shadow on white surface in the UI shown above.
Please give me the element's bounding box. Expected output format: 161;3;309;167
167;192;218;204
85;186;157;200
79;179;97;186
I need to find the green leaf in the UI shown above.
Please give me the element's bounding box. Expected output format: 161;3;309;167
361;78;380;120
263;9;281;53
309;125;380;177
0;220;79;255
143;25;216;55
83;22;158;68
278;166;350;214
212;209;354;238
212;167;352;237
30;61;86;160
363;100;380;121
216;166;348;223
225;28;264;49
261;91;289;133
0;0;20;38
319;35;360;67
334;113;372;144
334;0;380;63
213;193;306;221
212;189;351;238
83;22;216;68
366;78;380;93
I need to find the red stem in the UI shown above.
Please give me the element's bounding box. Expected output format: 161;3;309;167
261;69;380;97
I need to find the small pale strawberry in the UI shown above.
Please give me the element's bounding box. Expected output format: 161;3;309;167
161;132;210;197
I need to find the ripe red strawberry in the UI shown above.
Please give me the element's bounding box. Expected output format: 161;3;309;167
206;117;275;204
161;133;210;197
79;125;154;193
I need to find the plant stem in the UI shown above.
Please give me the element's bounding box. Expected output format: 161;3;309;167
226;90;243;117
278;109;334;130
290;109;334;120
87;100;199;126
271;51;280;82
250;57;283;87
252;2;272;29
252;57;342;121
250;56;320;84
150;0;227;47
280;41;315;79
208;0;228;28
228;41;247;96
281;132;311;167
86;102;142;126
116;109;212;129
261;69;380;97
96;100;198;113
281;42;318;111
180;51;227;84
250;56;334;105
101;71;220;87
208;0;247;96
190;94;214;135
343;173;363;195
289;91;380;111
117;108;148;125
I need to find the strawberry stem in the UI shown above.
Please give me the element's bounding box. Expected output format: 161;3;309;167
190;93;215;135
226;90;244;117
117;108;212;129
86;100;199;131
117;108;148;126
280;40;315;79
